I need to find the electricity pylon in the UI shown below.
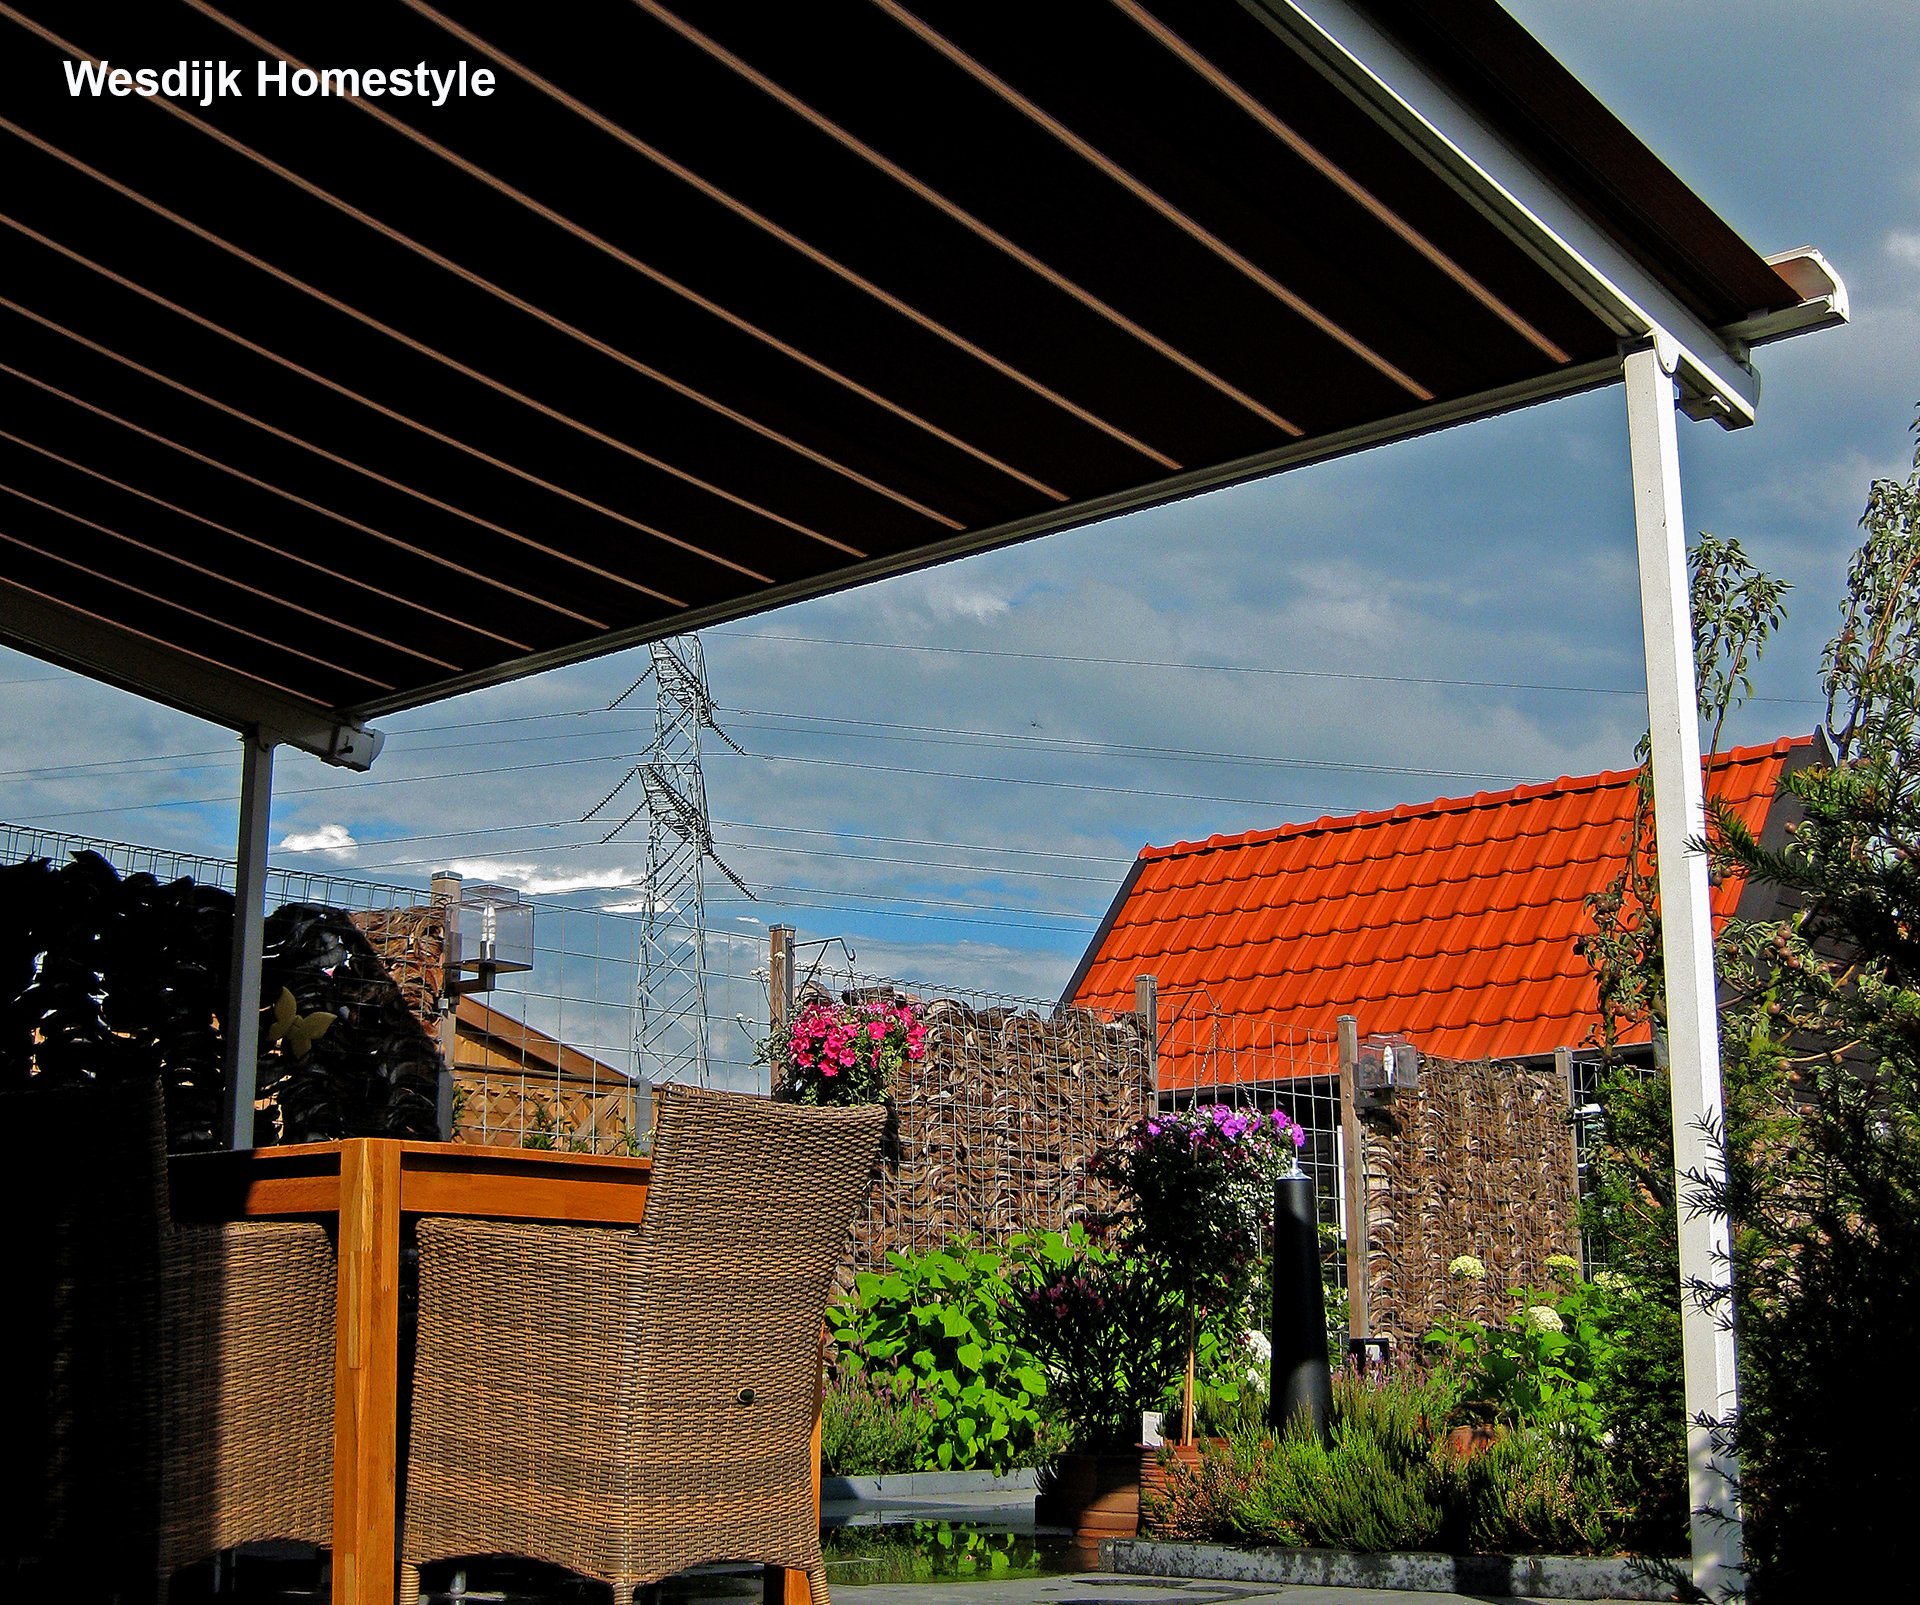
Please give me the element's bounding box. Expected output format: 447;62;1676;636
588;635;751;1090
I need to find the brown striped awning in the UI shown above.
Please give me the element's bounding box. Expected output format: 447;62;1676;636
0;0;1834;764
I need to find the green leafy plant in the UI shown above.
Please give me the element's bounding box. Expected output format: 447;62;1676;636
264;986;335;1060
826;1237;1056;1473
1425;1265;1619;1445
521;1098;559;1151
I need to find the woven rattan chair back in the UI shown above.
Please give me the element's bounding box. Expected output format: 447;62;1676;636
404;1085;887;1605
2;1075;337;1599
4;1076;169;1588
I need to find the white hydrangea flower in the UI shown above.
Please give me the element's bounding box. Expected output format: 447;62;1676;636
1526;1304;1565;1334
1544;1253;1580;1278
1448;1254;1487;1282
1244;1330;1273;1365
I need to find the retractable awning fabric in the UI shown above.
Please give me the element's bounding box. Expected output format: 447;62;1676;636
0;0;1836;763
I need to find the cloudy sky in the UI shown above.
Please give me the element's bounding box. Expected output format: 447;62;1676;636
4;0;1917;1023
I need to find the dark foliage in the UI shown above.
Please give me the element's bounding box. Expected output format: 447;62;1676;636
1;852;231;1148
1;854;440;1146
256;904;441;1142
1578;408;1920;1595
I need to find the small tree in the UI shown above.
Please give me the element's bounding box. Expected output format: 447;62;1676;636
1580;407;1920;1592
1572;531;1790;1552
1094;1104;1304;1443
1693;409;1920;1593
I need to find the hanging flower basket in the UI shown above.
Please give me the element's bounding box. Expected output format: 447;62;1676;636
766;995;927;1106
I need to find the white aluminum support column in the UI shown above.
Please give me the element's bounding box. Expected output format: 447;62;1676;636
1624;341;1744;1598
220;733;275;1151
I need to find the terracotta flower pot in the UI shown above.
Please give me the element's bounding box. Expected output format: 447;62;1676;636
1137;1440;1201;1536
1035;1447;1142;1543
1445;1421;1505;1460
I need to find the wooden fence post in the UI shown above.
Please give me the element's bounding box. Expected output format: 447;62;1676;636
1135;973;1160;1109
1337;1013;1368;1344
768;925;795;1087
431;870;462;1141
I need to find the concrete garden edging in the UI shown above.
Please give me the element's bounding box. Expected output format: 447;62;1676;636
1103;1537;1687;1600
823;1468;1038;1502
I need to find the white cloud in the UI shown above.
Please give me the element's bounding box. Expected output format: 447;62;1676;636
450;858;645;897
278;823;358;859
4;6;1911;1010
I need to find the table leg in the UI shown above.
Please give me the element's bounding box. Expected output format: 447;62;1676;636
335;1140;403;1605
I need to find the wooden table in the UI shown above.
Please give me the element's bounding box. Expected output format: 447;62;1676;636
171;1138;818;1605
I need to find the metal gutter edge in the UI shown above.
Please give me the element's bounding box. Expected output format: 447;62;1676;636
0;578;385;770
345;355;1625;722
1722;247;1851;348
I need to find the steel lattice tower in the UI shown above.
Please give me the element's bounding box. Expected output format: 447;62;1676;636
591;635;749;1090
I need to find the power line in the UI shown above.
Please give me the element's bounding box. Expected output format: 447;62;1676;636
715;627;1827;706
10;747;643;823
343;818;1141;886
0;699;1525;789
720;706;1528;783
712;836;1119;885
0;748;234;783
713;817;1136;865
734;744;1345;812
706;886;1096;928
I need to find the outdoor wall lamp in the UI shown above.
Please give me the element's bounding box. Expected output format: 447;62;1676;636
1357;1034;1421;1100
445;882;534;996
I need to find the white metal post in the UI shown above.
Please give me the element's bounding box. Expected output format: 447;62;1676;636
221;733;274;1151
1624;340;1744;1597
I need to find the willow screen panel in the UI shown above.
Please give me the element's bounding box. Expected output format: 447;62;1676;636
797;963;1152;1270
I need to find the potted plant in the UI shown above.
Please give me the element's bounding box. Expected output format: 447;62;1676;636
1007;1225;1182;1541
1093;1104;1305;1445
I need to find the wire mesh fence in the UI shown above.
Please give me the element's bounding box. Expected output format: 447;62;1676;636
1155;986;1345;1233
0;821;776;1154
793;950;1153;1270
6;820;1585;1326
0;820;427;925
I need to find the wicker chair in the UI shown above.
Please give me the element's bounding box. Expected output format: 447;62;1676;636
4;1076;337;1599
401;1084;887;1605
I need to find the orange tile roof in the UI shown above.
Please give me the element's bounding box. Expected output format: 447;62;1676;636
1069;736;1811;1081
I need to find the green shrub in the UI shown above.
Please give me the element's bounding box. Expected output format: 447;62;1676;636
1425;1265;1619;1446
1457;1426;1618;1556
826;1238;1055;1473
1242;1370;1462;1552
821;1365;926;1476
1150;1368;1637;1557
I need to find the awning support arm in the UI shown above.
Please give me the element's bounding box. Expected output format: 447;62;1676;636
1624;338;1745;1600
220;731;274;1151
